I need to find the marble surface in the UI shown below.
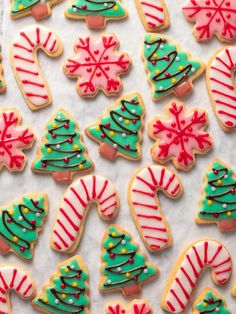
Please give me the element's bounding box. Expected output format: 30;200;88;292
0;0;236;312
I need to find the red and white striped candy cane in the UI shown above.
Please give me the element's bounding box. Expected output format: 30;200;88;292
207;47;236;131
128;165;183;252
105;300;152;314
11;25;63;111
161;239;232;313
0;265;35;314
51;174;119;253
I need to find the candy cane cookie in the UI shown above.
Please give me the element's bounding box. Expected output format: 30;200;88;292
128;165;183;253
11;25;63;111
206;47;236;131
104;299;152;314
51;174;119;253
161;239;232;313
0;265;36;314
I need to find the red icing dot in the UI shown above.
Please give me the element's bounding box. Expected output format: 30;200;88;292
74;293;80;298
64;123;69;129
206;12;212;17
7;218;12;223
165;72;171;78
76;274;81;279
165;56;170;61
214;213;219;218
61;283;66;289
64;158;69;163
82;4;87;9
188;127;192;132
33;200;39;205
226;1;230;6
129;258;134;264
181;119;185;124
131;99;136;103
31;219;36;226
208;297;214;303
68;138;73;144
184;74;188;79
214;170;219;175
121;106;125;111
52;133;56;139
101;134;105;139
42;163;47;168
133;276;138;281
125;144;130;149
231;189;235;194
216;18;220;23
106;122;111;127
227;13;231;18
20;247;25;252
152;60;156;65
132;119;137;124
110;253;115;259
161;39;166;43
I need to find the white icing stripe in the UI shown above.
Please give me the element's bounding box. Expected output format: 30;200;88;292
129;165;182;252
0;266;35;314
51;175;119;252
11;25;62;110
207;47;236;130
162;239;232;313
136;0;166;30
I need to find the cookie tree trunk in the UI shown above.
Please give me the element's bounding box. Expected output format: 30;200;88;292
0;237;10;253
173;81;193;97
122;284;141;297
99;142;118;160
217;219;236;232
31;2;50;19
52;171;73;183
86;15;106;28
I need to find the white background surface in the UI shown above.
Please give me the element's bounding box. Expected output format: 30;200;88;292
0;0;236;312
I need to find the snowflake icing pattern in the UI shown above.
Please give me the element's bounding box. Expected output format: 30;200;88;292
149;102;213;170
0;110;35;171
64;34;131;97
182;0;236;41
105;301;152;314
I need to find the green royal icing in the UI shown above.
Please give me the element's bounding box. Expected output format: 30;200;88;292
0;195;47;260
198;160;236;221
67;0;126;17
87;95;144;159
143;34;201;100
100;225;157;290
33;111;92;173
11;0;41;15
34;258;89;314
195;290;230;314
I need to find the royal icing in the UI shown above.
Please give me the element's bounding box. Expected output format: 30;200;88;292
85;93;145;160
0;54;6;93
149;101;213;171
161;239;232;313
33;255;89;314
32;109;94;183
51;175;119;253
135;0;169;32
64;34;131;97
11;25;63;110
197;159;236;231
128;165;183;253
0;265;35;314
143;34;203;101
0;109;35;172
0;194;47;260
207;47;236;131
182;0;236;42
100;225;158;297
105;300;152;314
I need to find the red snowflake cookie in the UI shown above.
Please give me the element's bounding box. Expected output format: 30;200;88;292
0;109;35;171
182;0;236;42
148;101;213;171
64;34;132;97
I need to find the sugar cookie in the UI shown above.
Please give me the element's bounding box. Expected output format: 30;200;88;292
104;299;152;314
0;53;6;93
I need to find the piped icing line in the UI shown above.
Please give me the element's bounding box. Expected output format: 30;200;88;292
206;46;236;131
161;239;232;313
11;25;63;110
51;175;119;253
0;265;36;314
104;299;152;314
128;165;183;253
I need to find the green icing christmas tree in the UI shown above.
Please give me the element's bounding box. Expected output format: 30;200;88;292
33;255;89;314
0;194;47;260
100;225;158;297
85;94;145;161
143;34;203;101
10;0;54;19
194;290;230;314
33;109;93;183
197;159;236;232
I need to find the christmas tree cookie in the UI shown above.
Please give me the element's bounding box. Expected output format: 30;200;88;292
99;225;159;297
196;159;236;232
32;109;94;184
33;255;89;314
0;194;48;260
85;93;145;160
0;54;6;93
65;0;127;29
193;287;231;314
142;34;205;101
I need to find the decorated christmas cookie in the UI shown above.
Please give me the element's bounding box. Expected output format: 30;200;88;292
182;0;236;42
135;0;169;32
0;194;48;260
0;109;35;172
65;0;127;29
0;53;6;93
51;174;119;253
11;0;62;19
206;47;236;131
128;165;183;253
161;239;232;313
33;255;89;314
64;33;132;98
32;109;94;183
193;287;231;314
99;225;159;297
197;159;236;232
0;265;36;314
11;25;63;111
104;299;152;314
142;34;205;101
149;100;213;171
85;93;145;160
